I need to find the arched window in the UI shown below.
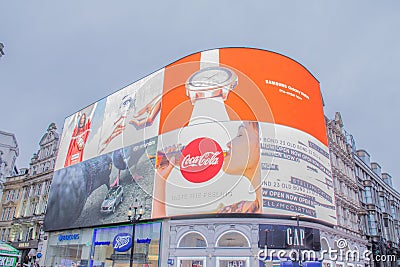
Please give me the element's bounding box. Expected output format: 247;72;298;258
216;230;250;247
321;238;329;251
178;231;207;248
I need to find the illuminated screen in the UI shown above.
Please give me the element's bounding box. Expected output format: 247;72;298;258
44;48;336;231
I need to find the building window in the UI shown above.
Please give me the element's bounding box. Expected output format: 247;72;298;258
365;187;373;203
178;232;207;248
380;197;386;212
216;230;250;247
30;185;36;197
43;198;48;214
4;228;9;242
39;164;44;173
26;228;34;241
368;214;378;236
4;208;10;221
31;202;38;215
36;183;42;195
46;182;51;194
1;209;5;221
11;207;15;219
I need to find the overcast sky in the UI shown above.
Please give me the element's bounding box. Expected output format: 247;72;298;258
1;1;399;189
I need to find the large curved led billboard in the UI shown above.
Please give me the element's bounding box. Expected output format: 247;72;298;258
44;48;336;231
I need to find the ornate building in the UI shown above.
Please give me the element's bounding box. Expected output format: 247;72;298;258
0;171;26;243
322;112;369;267
355;149;400;267
0;123;59;266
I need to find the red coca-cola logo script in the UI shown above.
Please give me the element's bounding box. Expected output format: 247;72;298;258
180;137;224;183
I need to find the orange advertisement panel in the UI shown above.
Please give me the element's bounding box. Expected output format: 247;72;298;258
159;48;327;146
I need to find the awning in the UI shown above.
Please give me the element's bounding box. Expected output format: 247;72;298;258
0;241;20;256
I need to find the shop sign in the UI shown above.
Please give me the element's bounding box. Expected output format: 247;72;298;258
0;256;15;267
259;224;320;250
136;238;151;244
18;243;29;248
11;240;38;249
94;241;111;246
112;233;132;252
58;233;80;241
221;260;245;267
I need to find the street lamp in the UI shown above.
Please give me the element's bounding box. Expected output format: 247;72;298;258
0;43;4;58
127;198;144;267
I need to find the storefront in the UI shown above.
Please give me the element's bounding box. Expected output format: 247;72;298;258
258;224;321;267
44;228;93;267
0;241;20;267
163;218;323;267
91;221;162;267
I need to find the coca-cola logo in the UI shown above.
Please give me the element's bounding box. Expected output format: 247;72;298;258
180;137;224;183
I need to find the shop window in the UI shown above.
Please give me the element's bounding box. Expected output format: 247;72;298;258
92;222;161;267
216;231;249;247
178;257;206;267
178;231;207;248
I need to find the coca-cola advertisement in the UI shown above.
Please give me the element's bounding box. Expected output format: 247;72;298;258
45;47;336;231
152;120;262;217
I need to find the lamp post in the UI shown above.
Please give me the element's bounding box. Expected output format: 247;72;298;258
0;43;4;58
127;198;144;267
296;215;302;267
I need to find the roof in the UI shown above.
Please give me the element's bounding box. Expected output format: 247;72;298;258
0;241;20;256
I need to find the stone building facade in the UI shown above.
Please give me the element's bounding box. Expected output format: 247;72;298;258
0;123;59;266
324;112;369;267
355;149;400;267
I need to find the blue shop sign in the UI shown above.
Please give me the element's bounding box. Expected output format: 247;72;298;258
137;238;151;244
113;233;132;252
94;241;111;246
59;234;80;241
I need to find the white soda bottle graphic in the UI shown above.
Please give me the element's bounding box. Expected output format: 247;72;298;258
159;50;257;216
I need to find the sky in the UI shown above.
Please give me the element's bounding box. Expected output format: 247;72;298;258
1;1;399;189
